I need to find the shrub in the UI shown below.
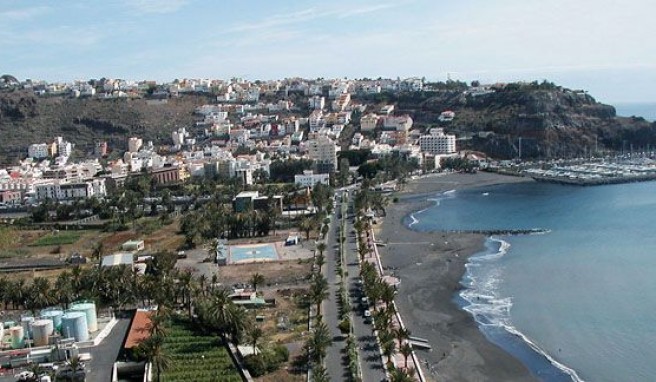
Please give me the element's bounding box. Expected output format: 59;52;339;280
338;317;351;334
243;344;289;377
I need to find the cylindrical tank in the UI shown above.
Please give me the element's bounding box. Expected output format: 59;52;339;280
40;309;64;332
31;319;54;347
70;302;98;332
61;312;89;342
20;316;34;339
10;326;24;349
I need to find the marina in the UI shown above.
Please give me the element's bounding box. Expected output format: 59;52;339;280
523;160;656;185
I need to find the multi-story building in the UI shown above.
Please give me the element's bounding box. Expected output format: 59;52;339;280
94;141;108;157
28;144;49;159
308;96;325;110
419;128;457;154
360;114;380;132
55;137;72;157
35;178;106;201
308;135;340;174
383;115;413;132
295;170;330;188
128;137;143;153
150;166;188;185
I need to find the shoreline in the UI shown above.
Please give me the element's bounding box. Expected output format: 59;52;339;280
377;172;538;382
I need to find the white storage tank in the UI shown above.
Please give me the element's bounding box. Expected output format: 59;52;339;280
31;319;54;347
20;316;34;339
70;302;98;332
40;309;64;332
61;312;89;342
10;326;24;349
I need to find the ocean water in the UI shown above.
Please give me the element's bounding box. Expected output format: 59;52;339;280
407;181;656;382
614;102;656;122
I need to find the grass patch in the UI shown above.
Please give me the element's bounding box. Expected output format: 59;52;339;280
31;232;81;246
161;318;242;382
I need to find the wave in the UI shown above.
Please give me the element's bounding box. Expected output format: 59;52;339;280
407;190;457;228
460;237;584;382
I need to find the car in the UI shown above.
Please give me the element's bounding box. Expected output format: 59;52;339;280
363;309;371;317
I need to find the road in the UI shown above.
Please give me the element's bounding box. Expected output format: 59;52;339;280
86;317;131;381
321;199;347;382
343;208;387;382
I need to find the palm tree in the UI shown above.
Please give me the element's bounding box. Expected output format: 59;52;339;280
92;241;104;261
311;361;330;382
139;335;170;382
394;327;411;346
299;217;315;240
380;283;396;310
61;355;85;382
54;271;74;309
315;253;326;273
27;277;54;315
316;242;326;259
250;272;265;293
146;311;169;338
307;321;332;363
248;326;263;354
399;343;413;369
389;367;414;382
308;273;329;316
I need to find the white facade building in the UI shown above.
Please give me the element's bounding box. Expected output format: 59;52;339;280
295;170;330;188
35;178;107;201
308;135;340;174
360;114;379;131
419;128;457;155
128;137;143;153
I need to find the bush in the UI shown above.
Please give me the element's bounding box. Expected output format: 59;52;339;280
243;344;289;377
338;317;351;334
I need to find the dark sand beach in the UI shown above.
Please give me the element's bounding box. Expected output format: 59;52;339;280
377;172;537;382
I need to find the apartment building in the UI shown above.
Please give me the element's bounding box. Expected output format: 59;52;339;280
419;128;457;154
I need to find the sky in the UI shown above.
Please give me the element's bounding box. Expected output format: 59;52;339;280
1;0;655;103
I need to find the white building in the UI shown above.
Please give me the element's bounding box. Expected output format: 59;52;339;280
309;96;325;110
360;114;379;132
307;135;340;174
295;170;330;189
35;178;107;201
128;137;143;153
419;128;457;154
28;144;49;159
383;115;413;132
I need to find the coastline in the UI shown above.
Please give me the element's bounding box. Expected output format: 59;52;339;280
377;172;537;382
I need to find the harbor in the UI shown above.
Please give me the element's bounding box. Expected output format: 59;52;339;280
522;160;656;185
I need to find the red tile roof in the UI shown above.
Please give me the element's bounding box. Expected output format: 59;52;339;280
124;310;154;349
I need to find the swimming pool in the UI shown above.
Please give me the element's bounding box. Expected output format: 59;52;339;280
229;243;279;263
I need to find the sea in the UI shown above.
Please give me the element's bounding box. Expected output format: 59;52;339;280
407;181;656;382
614;102;656;122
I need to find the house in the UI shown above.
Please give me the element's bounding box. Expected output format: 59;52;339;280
122;240;145;252
229;290;266;308
232;191;283;213
295;170;330;189
101;253;134;268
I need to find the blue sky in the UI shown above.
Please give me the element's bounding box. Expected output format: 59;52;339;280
1;0;655;103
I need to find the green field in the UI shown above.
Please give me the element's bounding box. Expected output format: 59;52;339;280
31;232;81;246
161;319;242;382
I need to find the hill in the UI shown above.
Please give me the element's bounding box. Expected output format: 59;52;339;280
1;81;655;163
0;89;213;163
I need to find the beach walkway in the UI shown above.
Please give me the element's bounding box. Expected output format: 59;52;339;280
363;225;427;382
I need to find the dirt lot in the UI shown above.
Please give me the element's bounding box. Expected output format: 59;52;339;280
217;259;313;287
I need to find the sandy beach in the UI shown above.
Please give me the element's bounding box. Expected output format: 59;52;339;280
377;172;537;382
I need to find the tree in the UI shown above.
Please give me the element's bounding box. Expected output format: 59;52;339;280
299;218;315;240
308;273;329;316
399;343;413;369
306;321;332;363
250;273;265;293
311;362;330;382
248;326;263;354
138;335;170;382
92;241;104;261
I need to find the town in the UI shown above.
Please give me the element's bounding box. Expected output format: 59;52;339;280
0;76;469;382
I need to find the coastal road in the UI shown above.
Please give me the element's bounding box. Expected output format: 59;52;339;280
344;206;387;382
321;199;347;382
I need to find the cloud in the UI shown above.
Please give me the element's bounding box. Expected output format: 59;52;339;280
339;2;401;18
125;0;189;14
0;5;50;21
